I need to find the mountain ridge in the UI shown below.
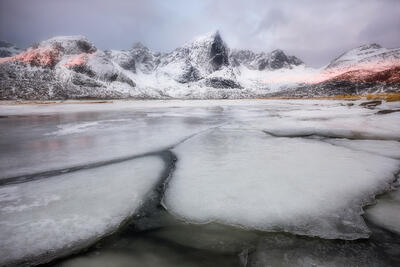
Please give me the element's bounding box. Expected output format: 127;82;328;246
0;32;399;100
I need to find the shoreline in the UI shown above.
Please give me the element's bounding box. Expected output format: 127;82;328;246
1;92;400;106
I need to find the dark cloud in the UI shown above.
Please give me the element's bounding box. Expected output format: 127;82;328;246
0;0;399;67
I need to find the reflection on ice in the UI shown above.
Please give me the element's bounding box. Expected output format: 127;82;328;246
45;119;131;136
0;108;224;179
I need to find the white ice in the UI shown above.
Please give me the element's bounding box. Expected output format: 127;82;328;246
164;129;399;239
0;156;164;266
365;187;400;235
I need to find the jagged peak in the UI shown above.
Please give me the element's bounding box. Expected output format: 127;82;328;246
39;35;91;48
37;35;97;55
333;43;384;59
184;30;224;48
270;49;285;55
357;43;382;51
43;35;89;43
131;42;149;50
197;30;220;40
213;30;222;41
269;49;303;64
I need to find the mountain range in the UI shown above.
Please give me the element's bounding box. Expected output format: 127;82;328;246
0;31;399;99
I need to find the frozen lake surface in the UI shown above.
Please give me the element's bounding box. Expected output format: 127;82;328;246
0;99;399;266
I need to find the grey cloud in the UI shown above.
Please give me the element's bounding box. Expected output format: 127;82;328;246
0;0;399;67
254;8;288;35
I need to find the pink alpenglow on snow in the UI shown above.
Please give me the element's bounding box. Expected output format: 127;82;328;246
262;59;400;85
315;60;400;83
64;53;92;67
0;46;61;68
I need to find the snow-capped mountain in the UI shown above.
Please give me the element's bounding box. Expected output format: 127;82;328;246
0;32;399;100
271;44;400;98
320;44;400;84
326;43;400;71
160;31;229;77
154;31;243;91
0;36;138;99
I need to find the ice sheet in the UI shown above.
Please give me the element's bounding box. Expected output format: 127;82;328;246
225;102;400;140
0;106;224;179
164;129;399;239
0;156;164;266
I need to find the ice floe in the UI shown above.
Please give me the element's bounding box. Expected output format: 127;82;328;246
365;186;400;235
0;156;164;266
164;129;399;239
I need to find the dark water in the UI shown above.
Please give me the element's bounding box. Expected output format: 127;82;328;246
45;208;400;267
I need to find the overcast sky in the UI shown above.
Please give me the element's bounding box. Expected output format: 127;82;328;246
0;0;399;67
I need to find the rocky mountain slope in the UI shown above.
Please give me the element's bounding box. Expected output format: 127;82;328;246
271;44;400;97
231;49;303;70
0;32;399;99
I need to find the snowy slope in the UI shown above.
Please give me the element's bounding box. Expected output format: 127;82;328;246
327;44;400;71
270;44;400;97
